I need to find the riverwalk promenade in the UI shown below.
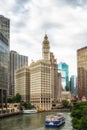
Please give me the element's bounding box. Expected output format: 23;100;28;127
0;111;22;118
0;108;71;119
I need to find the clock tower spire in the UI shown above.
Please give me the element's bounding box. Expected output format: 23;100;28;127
42;34;50;60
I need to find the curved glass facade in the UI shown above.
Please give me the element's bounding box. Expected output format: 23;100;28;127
0;15;10;113
58;62;69;91
0;39;9;89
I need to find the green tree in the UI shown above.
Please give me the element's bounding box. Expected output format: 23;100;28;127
12;96;16;103
71;102;87;130
7;97;13;103
71;109;83;119
72;118;80;129
62;100;69;108
15;93;22;103
22;102;35;109
7;93;22;103
79;117;87;130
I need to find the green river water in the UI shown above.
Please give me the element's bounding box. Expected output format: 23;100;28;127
0;112;73;130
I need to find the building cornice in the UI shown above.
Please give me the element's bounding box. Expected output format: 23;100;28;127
77;46;87;51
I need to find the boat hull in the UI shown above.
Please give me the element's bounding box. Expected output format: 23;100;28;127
45;113;65;127
23;110;37;114
45;120;65;127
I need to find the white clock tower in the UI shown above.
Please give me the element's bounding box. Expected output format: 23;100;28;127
42;34;50;60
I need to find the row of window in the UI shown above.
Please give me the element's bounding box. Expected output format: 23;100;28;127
0;40;9;89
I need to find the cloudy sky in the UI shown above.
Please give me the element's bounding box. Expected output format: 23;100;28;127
0;0;87;77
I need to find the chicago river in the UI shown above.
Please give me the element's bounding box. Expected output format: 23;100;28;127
0;112;73;130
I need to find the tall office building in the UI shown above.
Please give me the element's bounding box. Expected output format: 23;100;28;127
57;73;62;102
0;15;10;113
15;66;30;102
42;35;59;101
50;52;58;101
58;62;69;91
77;46;87;98
30;34;60;110
30;60;51;111
0;15;10;44
70;75;77;95
9;50;28;95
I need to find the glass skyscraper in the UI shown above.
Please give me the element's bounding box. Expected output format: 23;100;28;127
70;75;77;95
58;62;69;91
0;15;10;43
0;15;10;113
0;33;9;89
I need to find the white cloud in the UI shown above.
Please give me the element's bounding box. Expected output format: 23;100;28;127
1;0;87;77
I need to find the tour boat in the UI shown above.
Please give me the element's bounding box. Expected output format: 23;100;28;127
45;113;65;127
23;109;37;114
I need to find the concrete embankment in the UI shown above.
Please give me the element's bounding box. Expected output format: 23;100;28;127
0;112;22;119
0;109;71;119
51;108;71;112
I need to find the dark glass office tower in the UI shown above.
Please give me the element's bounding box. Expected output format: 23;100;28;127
0;15;10;43
0;15;10;113
0;33;9;113
70;75;77;95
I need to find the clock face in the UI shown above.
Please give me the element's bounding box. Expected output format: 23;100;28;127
43;48;49;53
43;46;49;51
